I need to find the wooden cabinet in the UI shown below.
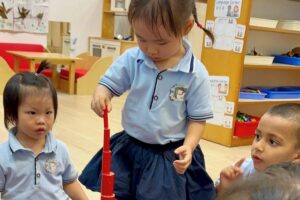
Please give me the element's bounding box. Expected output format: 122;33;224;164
201;0;300;147
89;37;121;60
93;0;136;59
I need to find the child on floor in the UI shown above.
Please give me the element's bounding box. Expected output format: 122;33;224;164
216;162;300;200
79;0;215;199
215;103;300;195
0;62;88;200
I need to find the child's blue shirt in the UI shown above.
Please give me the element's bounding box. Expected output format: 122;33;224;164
0;129;77;200
100;38;213;144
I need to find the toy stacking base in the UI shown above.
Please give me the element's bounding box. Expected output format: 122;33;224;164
101;109;115;200
101;171;115;200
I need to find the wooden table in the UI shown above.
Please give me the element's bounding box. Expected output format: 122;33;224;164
6;51;79;94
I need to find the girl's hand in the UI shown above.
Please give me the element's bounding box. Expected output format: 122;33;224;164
173;145;193;174
91;85;113;117
218;158;245;192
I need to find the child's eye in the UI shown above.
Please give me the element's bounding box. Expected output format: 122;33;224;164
46;111;53;115
254;133;261;141
269;138;280;146
158;42;168;46
27;111;35;115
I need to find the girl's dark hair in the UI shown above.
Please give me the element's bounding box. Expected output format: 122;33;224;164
128;0;214;43
3;61;57;129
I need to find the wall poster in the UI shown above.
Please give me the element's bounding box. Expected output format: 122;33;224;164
214;0;242;18
0;0;48;34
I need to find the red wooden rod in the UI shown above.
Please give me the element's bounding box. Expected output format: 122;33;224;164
103;108;108;129
101;108;115;200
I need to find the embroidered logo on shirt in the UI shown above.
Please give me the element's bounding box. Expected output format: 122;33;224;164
169;85;187;101
45;159;60;174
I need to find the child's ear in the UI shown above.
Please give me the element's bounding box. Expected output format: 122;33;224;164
183;19;195;35
292;150;300;164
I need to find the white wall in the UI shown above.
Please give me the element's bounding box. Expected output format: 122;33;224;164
0;0;102;56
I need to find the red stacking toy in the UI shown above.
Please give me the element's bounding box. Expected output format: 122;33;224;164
101;108;115;200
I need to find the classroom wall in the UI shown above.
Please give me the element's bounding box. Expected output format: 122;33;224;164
0;0;102;56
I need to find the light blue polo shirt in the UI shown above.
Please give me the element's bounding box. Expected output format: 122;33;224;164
100;38;213;144
0;129;78;200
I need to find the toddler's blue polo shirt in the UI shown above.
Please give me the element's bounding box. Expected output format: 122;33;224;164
100;38;213;144
0;130;77;200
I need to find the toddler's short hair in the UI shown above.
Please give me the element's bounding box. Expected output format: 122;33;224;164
266;103;300;148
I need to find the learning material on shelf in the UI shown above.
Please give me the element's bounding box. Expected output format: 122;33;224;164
277;20;300;31
244;55;274;65
273;55;300;66
249;17;278;28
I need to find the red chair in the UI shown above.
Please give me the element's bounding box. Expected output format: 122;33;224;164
0;43;46;71
58;53;112;95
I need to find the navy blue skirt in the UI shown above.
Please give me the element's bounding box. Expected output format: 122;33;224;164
79;131;215;200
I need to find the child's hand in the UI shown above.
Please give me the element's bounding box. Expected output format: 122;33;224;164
218;158;245;192
173;145;193;174
91;85;113;117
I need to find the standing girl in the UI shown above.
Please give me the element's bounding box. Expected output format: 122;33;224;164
0;63;88;200
80;0;215;199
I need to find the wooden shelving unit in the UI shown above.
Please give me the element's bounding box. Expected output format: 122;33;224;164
201;0;300;147
89;0;136;59
102;0;136;45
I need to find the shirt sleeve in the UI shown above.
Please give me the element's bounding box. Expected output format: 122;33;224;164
0;166;4;192
99;50;135;96
240;158;256;176
186;65;213;121
58;141;78;184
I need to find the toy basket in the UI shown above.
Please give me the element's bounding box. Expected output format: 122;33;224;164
234;116;260;137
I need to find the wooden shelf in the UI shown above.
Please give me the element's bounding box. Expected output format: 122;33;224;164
100;0;137;59
199;0;300;147
244;63;300;70
249;25;300;35
239;98;300;105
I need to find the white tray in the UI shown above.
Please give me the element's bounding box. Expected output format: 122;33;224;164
250;17;278;28
277;20;300;31
244;55;274;65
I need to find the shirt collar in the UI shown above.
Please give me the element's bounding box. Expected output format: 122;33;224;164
136;38;194;73
8;128;57;154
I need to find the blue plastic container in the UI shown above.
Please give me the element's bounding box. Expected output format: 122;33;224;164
239;92;267;99
261;87;300;99
273;55;300;66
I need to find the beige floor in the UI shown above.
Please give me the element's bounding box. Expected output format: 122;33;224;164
0;93;251;199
